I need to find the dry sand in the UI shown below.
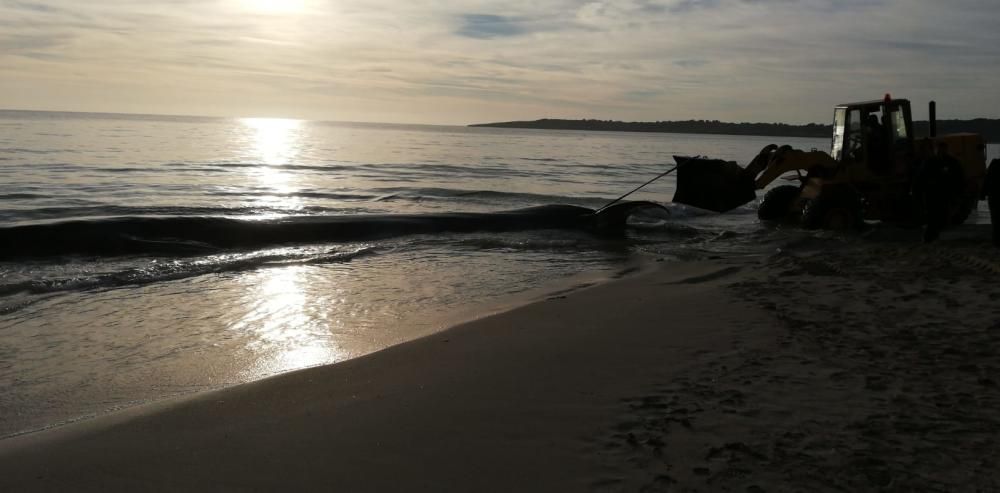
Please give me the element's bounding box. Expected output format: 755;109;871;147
2;234;999;492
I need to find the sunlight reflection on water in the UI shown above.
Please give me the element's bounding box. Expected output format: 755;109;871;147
230;265;344;377
238;117;306;210
241;117;302;166
230;120;341;374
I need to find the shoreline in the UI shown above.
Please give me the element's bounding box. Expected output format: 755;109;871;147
3;238;999;491
1;258;764;491
0;255;659;441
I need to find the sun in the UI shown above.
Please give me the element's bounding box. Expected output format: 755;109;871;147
241;0;308;14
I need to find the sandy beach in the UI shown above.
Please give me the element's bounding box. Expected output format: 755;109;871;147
5;0;1000;491
2;228;1000;492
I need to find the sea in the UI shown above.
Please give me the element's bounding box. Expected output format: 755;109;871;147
1;110;997;438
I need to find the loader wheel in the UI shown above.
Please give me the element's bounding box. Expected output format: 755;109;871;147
950;196;977;226
801;187;864;231
757;185;801;222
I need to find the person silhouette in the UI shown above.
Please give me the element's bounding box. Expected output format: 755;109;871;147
916;144;965;243
984;158;1000;247
864;114;889;173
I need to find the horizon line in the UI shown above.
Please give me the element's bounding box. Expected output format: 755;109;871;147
0;108;837;127
4;108;995;129
0;108;452;128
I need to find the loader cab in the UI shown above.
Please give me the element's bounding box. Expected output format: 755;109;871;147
831;98;913;176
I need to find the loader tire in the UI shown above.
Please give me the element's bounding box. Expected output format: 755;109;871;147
949;196;977;226
757;185;801;221
802;187;864;231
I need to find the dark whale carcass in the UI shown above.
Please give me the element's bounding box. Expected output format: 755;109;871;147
0;201;670;259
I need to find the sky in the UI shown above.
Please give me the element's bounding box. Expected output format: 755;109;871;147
2;0;999;125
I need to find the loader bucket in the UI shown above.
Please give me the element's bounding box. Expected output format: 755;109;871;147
671;155;757;213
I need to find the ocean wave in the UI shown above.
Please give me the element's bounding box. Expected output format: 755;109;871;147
165;161;539;180
384;163;542;179
0;148;69;154
0;186;618;223
0;193;48;201
450;236;592;252
206;190;377;201
0;246;377;302
369;187;585;206
0;205;340;223
178;161;357;173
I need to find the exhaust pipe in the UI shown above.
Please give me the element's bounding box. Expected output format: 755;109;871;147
929;100;937;138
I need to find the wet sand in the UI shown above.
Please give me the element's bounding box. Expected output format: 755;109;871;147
2;237;1000;492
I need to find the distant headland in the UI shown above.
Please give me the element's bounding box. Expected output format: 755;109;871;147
470;118;1000;142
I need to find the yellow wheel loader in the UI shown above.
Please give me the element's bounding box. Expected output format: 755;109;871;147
672;96;988;230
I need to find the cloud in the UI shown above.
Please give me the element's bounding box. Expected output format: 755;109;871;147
0;32;72;52
669;0;721;13
9;1;60;13
1;0;999;124
674;59;709;69
455;14;528;39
